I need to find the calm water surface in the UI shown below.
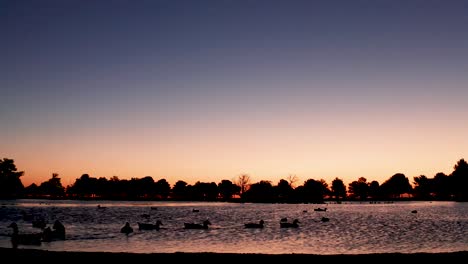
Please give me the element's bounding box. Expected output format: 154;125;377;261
0;200;467;254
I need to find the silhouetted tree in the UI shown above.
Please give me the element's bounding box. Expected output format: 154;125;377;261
451;159;468;201
95;177;109;197
117;179;130;199
319;179;331;197
298;179;328;203
243;180;275;202
172;180;188;200
368;180;380;200
413;175;433;200
67;174;99;198
287;174;299;188
16;157;468;202
137;176;156;198
431;172;451;200
155;178;171;199
218;180;240;201
380;173;412;199
0;158;24;198
38;173;65;198
236;174;251;197
126;178;138;198
24;183;39;197
348;177;369;200
105;176;126;199
275;179;294;202
331;177;346;201
110;176;119;181
191;182;218;201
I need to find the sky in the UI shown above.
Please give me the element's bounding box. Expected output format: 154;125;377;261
1;0;468;188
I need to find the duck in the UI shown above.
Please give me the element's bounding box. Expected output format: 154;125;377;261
321;217;330;222
184;220;211;229
314;207;327;212
280;219;300;228
43;220;66;241
138;220;163;231
8;222;42;248
411;210;418;214
244;220;264;228
120;222;133;235
53;220;65;236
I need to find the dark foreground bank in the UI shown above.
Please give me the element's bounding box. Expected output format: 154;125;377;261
1;248;467;263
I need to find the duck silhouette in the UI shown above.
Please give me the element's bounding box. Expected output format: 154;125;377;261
120;222;133;235
42;220;66;241
8;222;42;248
138;220;163;231
314;207;327;212
280;219;300;228
184;220;211;229
53;220;65;237
244;220;264;228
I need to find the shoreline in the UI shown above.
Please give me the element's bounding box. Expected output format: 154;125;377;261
2;248;467;262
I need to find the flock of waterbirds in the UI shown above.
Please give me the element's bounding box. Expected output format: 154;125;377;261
8;205;419;244
119;206;334;235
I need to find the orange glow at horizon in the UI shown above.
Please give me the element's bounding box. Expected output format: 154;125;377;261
5;106;467;188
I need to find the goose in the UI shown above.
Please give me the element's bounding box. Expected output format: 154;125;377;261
184;220;211;229
53;220;65;234
138;220;163;231
244;220;264;228
8;222;42;248
280;219;300;228
42;220;66;241
120;222;133;235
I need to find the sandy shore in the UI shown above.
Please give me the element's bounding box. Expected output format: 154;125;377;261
1;248;467;262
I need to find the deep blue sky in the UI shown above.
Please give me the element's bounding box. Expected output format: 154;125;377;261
1;0;467;186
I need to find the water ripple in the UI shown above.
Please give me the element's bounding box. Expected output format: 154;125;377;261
0;200;467;254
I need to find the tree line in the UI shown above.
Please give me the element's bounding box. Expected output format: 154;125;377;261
0;158;467;202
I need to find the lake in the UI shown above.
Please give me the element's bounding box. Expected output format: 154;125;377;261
0;200;467;254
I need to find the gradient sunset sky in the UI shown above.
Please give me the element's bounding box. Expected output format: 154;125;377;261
1;0;467;187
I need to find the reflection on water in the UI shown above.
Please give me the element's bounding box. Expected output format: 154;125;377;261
0;200;467;254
